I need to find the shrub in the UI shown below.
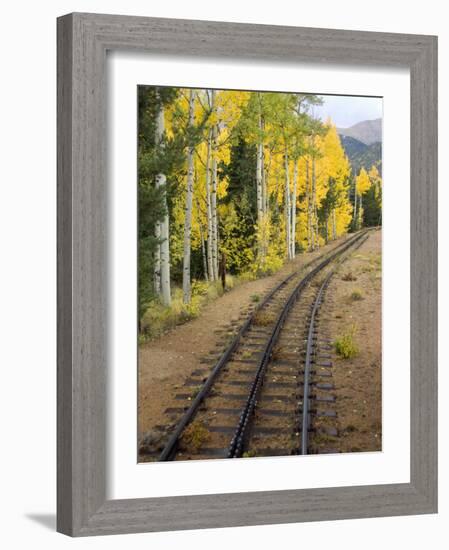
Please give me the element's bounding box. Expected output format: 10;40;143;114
342;272;357;282
242;450;257;458
225;274;235;290
335;325;359;359
138;333;148;345
205;281;221;301
250;294;261;303
191;279;209;297
140;287;202;340
350;289;364;301
255;254;283;276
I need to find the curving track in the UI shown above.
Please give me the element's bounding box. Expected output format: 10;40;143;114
153;230;370;461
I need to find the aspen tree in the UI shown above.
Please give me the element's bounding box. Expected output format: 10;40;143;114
255;94;266;264
211;127;219;280
315;123;351;242
354;167;371;230
256;100;264;225
289;120;305;258
353;177;358;230
264;146;272;214
261;128;266;216
154;94;171;306
284;149;291;259
195;197;209;281
205;129;214;281
182;89;196;304
210;90;219;281
154;223;161;294
140;87;361;326
290;161;298;258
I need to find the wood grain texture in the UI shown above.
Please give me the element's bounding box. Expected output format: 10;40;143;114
57;12;438;536
57;13;74;536
409;36;438;508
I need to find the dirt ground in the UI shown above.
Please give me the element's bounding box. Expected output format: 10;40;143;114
138;234;355;438
318;229;382;452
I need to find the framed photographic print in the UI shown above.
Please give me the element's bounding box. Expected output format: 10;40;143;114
57;12;437;536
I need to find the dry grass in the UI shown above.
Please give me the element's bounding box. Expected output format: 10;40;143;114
312;277;325;287
271;346;292;361
179;421;210;452
253;309;276;326
341;271;357;282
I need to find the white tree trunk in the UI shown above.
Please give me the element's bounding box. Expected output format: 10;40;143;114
359;193;363;228
182;90;196;304
211;126;218;281
159;179;171;306
209;91;219;281
205;131;214;281
256;141;265;261
201;232;208;281
284;150;291;259
261;119;267;217
264;148;271;214
256;114;263;225
261;147;266;216
155;97;171;306
255;97;266;264
154;93;171;304
290;161;297;259
211;161;218;281
154;221;161;294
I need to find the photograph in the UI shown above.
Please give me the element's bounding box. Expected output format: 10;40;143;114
137;86;383;462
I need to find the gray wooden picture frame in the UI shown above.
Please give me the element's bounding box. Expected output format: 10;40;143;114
57;12;438;537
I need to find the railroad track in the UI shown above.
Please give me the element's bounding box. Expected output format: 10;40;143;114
152;230;370;461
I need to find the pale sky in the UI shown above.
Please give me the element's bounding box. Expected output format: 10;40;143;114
311;94;382;128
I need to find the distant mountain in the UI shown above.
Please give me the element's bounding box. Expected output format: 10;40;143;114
338;118;382;145
339;135;382;176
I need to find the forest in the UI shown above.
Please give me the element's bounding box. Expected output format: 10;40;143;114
138;87;382;337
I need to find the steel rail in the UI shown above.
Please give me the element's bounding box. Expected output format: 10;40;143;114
301;270;334;454
301;232;370;454
158;270;295;460
158;231;366;461
227;230;369;458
